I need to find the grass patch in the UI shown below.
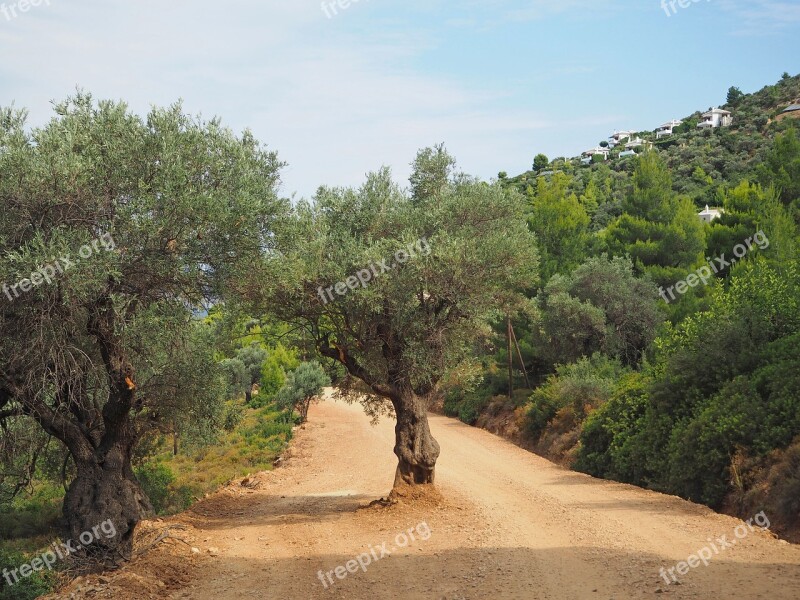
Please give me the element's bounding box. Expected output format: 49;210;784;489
137;403;295;515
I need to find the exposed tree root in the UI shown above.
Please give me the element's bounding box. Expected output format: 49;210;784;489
133;525;190;558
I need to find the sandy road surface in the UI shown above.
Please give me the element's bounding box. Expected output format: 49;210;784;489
162;396;800;599
51;395;800;599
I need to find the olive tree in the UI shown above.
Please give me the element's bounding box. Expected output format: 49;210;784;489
221;357;249;399
236;344;268;404
275;361;331;422
0;94;286;555
266;148;537;492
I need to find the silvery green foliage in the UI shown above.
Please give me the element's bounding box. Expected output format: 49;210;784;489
275;361;331;420
267;147;538;404
0;93;286;538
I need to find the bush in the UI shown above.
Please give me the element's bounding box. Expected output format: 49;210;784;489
0;546;56;600
0;484;62;541
456;391;491;425
524;387;560;442
134;462;176;515
222;401;245;432
256;344;300;407
524;354;627;443
443;387;462;418
244;409;294;443
574;372;650;483
274;361;330;422
665;378;762;506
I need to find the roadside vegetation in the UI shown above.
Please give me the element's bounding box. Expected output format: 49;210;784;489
444;73;800;542
1;72;799;598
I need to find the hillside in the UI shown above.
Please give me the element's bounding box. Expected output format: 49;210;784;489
441;73;800;544
504;72;800;217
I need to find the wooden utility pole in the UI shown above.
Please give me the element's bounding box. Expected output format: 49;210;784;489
507;316;514;399
510;322;531;389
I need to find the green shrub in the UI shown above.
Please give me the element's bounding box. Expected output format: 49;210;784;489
669;377;765;506
257;344;300;406
575;372;650;483
0;546;56;600
524;354;627;443
443;387;462;418
134;462;176;515
274;361;330;422
222;401;245;431
457;390;491;425
0;484;62;541
525;387;560;442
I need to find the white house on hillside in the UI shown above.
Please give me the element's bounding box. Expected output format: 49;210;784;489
656;119;683;138
581;146;610;165
608;130;636;148
698;205;723;223
625;137;650;150
698;108;733;129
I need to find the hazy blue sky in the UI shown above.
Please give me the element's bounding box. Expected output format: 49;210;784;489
1;0;798;198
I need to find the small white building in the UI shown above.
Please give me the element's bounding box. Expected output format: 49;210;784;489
625;137;650;150
697;108;733;129
608;130;636;148
581;147;609;164
656;119;683;139
698;205;723;223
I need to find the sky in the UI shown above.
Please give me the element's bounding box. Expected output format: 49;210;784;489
0;0;798;200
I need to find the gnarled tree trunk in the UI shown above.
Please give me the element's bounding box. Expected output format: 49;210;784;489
63;441;152;559
392;391;440;488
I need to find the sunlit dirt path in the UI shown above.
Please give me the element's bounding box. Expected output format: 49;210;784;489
48;393;800;599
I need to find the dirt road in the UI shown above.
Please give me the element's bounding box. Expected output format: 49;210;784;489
55;395;800;599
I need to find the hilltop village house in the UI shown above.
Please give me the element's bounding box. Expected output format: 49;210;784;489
581;146;610;165
657;119;683;138
697;108;733;129
608;130;636;148
625;137;650;151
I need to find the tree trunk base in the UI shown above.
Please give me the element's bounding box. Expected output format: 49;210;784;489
64;468;153;562
392;392;440;493
393;460;435;487
387;481;443;505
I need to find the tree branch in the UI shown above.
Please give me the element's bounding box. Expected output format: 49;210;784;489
0;407;23;420
317;336;399;403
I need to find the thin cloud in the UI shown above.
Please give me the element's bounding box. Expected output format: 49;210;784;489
717;0;800;35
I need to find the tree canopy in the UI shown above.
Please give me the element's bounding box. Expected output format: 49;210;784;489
0;93;287;553
265;147;538;488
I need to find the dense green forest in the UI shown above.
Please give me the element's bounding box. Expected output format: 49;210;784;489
1;73;799;598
